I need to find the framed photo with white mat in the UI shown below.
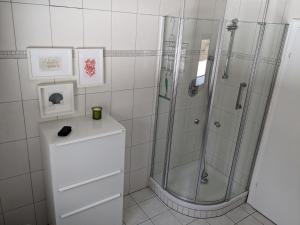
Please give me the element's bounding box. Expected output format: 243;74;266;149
27;47;73;80
75;48;104;88
38;83;75;118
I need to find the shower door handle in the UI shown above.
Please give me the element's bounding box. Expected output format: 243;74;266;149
235;82;247;110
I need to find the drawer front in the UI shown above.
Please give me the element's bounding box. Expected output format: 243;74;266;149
51;133;125;187
58;196;123;225
55;172;123;213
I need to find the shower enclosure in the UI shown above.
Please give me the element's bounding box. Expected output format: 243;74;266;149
150;13;288;216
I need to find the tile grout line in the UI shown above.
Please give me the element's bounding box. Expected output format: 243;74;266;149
0;169;44;182
225;205;258;225
10;1;38;224
81;0;88;117
251;212;271;225
133;188;189;225
125;189;168;224
127;0;139;194
0;202;38;215
133;193;167;225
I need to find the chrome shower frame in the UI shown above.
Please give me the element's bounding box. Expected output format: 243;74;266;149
150;0;289;206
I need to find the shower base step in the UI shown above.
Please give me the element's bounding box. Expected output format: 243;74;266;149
149;177;248;219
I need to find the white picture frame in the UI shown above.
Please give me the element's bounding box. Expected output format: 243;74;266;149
27;47;73;80
38;83;75;118
75;48;104;88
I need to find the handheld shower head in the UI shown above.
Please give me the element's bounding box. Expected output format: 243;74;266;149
227;18;239;31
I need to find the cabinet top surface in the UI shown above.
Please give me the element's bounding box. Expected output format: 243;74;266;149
39;115;125;146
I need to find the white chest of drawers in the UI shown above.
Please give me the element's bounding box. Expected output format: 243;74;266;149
39;115;125;225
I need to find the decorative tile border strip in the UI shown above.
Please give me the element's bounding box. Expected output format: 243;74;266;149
0;49;277;65
0;50;27;59
149;177;247;219
0;50;162;59
105;50;161;57
0;49;205;59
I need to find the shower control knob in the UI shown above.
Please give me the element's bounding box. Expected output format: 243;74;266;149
214;121;221;128
194;119;200;124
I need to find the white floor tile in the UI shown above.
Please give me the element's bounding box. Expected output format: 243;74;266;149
123;205;148;225
130;188;155;203
122;188;268;225
240;203;256;214
226;206;249;223
206;215;234;225
252;212;276;225
139;197;168;218
124;195;137;209
170;209;196;225
189;219;210;225
151;211;181;225
139;220;154;225
237;215;262;225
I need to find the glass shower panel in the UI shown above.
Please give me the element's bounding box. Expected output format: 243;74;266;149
230;24;287;197
152;17;180;185
166;18;220;200
196;21;261;202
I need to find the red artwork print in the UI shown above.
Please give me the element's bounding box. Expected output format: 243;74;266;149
84;58;96;77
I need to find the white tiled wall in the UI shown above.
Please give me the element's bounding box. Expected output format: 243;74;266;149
0;0;297;224
224;0;298;23
0;0;188;224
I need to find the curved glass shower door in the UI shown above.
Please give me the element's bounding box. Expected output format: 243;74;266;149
196;21;262;202
151;16;180;186
166;20;262;203
151;15;288;205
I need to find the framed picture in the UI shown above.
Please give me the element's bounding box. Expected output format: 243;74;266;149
38;83;75;118
27;47;73;80
75;48;104;88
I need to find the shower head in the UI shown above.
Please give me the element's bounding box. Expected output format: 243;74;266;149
227;18;239;31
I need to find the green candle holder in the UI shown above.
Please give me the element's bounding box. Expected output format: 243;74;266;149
92;106;102;120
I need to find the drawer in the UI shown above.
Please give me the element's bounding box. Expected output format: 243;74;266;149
58;196;123;225
55;172;123;213
51;133;125;186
